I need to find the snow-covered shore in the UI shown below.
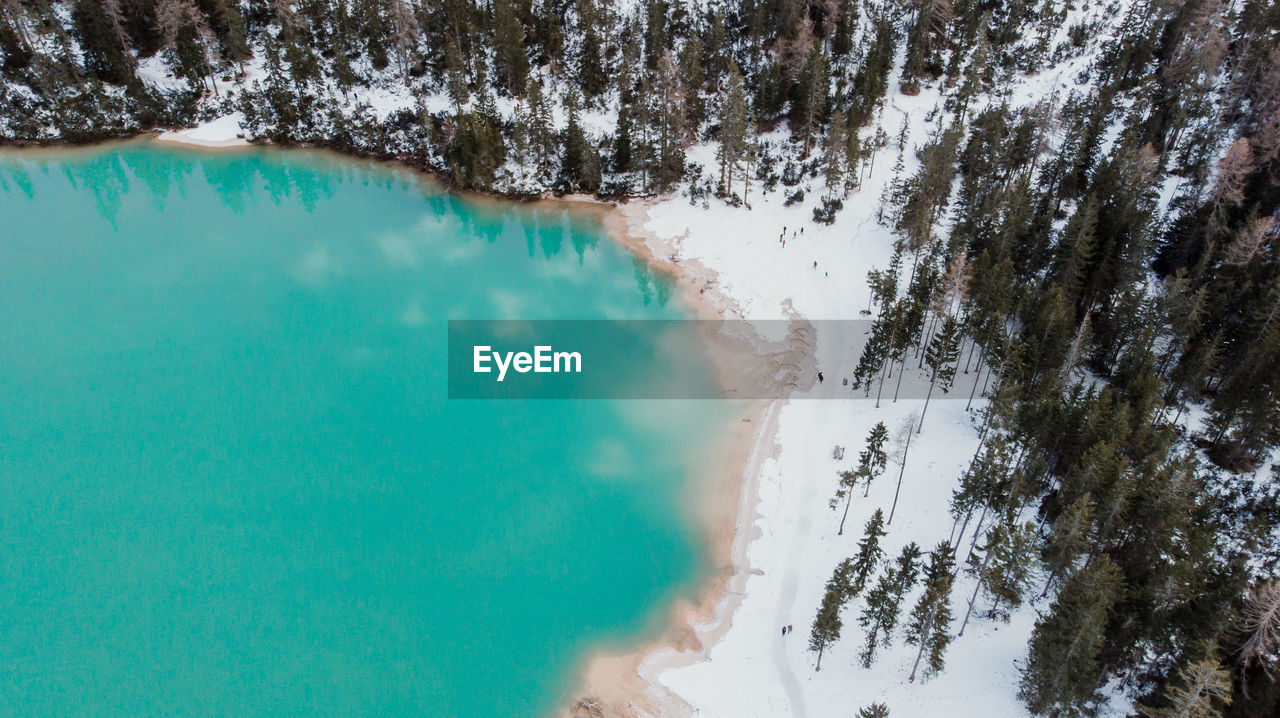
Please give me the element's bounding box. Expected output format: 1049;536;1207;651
565;5;1153;713
155;113;251;148
576;98;1088;718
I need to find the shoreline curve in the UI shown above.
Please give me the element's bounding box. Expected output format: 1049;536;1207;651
559;198;813;718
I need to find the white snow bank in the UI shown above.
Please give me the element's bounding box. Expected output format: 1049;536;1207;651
156;113;249;147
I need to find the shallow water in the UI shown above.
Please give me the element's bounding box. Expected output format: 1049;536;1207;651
0;145;727;717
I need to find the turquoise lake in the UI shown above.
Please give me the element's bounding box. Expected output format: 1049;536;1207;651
0;145;729;716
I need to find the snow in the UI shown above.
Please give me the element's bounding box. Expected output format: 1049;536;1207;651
156;113;249;147
633;155;1050;718
625;9;1142;711
135;53;189;92
652;395;1035;718
359;86;433;119
626;86;1057;715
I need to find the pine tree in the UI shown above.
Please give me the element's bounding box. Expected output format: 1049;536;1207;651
330;0;360;92
952;27;990;120
507;95;529;158
678;35;706;130
901;0;954;93
613;99;635;174
958;516;1036;636
271;0;319;85
980;519;1036;620
850;510;888;597
155;0;222;94
858;703;890;718
894;542;923;591
832;424;888;534
946;433;1015;555
492;0;527;93
853;309;892;395
854;256;905;398
716;63;751;198
792;45;828;154
642;0;667;71
577;0;606;98
703;8;730;87
850;12;896;127
649;50;687;190
1055;195;1100;308
249;34;299;138
444;40;469;112
72;0;132;85
810;558;854;671
353;0;389;71
831;0;858;57
832;467;859;536
859;566;900;668
560;89;600;192
560;89;585;176
906;542;956;681
753;59;786;121
101;0;136;69
635;71;655;192
532;0;563;72
206;0;249;73
1020;557;1124;717
918;315;961;432
858;543;920;668
386;0;419;85
525;77;554;176
1041;492;1095;596
824;107;848;198
860;422;889;497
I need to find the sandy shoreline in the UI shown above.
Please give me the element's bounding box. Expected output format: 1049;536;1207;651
153;133;251;149
559;199;813;718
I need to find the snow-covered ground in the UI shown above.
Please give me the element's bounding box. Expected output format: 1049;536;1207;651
628;111;1054;716
621;46;1130;713
156;112;250;147
653;399;1031;717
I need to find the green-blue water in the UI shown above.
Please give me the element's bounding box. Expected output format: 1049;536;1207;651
0;145;726;717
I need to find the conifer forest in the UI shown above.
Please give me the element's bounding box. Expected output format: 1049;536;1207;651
3;0;1279;716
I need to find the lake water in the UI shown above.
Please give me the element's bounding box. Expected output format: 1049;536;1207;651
0;145;727;716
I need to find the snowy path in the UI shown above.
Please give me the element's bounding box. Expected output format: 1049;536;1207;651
772;494;811;718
